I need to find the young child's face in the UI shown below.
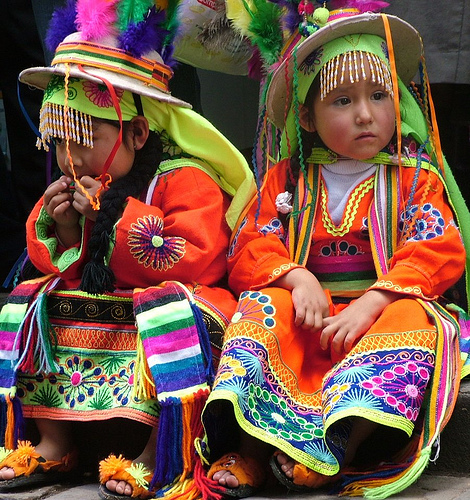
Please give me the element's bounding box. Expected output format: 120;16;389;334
303;58;396;160
55;118;134;181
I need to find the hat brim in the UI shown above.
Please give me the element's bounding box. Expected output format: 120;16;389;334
266;12;422;128
19;64;192;109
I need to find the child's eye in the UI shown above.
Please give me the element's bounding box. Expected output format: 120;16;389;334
371;91;386;101
52;137;64;146
334;97;351;106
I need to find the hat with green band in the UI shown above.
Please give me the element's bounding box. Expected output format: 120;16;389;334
266;11;423;129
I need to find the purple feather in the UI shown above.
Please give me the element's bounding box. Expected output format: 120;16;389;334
161;44;177;69
45;0;78;53
118;7;167;57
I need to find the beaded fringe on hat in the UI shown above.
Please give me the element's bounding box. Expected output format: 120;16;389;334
319;50;393;101
37;102;93;151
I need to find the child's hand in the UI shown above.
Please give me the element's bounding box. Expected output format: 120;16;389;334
72;176;102;222
43;175;80;227
321;289;398;356
275;267;330;331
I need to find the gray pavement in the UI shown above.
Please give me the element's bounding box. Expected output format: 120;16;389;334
0;471;470;500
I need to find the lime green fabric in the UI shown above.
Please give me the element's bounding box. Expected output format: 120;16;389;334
42;76;255;229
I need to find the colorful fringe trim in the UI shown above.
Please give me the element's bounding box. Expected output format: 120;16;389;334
133;282;215;495
0;275;59;448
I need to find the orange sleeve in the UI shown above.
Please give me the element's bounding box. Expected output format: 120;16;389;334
26;197;91;281
228;161;302;296
109;167;232;289
370;167;466;300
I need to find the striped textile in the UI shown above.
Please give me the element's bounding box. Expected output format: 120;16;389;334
133;281;213;490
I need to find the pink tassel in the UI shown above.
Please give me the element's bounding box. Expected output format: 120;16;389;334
76;0;119;41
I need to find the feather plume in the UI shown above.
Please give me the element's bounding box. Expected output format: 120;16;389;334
76;0;119;41
159;0;180;66
225;0;253;38
45;0;78;53
118;6;167;56
117;0;154;32
226;0;282;67
247;0;283;66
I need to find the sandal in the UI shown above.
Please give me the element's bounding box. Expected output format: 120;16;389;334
207;452;265;498
270;450;339;492
98;454;155;500
0;440;78;492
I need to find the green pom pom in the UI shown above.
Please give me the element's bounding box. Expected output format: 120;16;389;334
313;7;329;26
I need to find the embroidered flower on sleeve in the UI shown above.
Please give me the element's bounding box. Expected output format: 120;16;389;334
275;191;293;214
399;203;445;242
128;215;186;271
259;218;285;242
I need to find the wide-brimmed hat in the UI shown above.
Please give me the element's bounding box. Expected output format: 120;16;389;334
266;11;423;128
19;31;190;108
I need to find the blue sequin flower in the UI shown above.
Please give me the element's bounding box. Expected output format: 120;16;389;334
128;215;186;270
259;218;285;241
231;291;277;329
400;203;445;242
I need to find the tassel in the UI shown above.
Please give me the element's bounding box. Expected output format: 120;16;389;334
190;302;215;385
157;441;225;499
17;292;58;374
193;457;225;500
132;335;156;400
0;396;7;448
1;396;24;450
151;390;210;493
151;397;183;489
5;396;16;450
35;293;58;373
11;397;24;447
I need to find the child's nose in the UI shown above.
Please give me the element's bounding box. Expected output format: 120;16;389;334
355;101;373;124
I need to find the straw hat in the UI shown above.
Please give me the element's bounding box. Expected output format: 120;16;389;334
266;11;423;128
19;31;190;108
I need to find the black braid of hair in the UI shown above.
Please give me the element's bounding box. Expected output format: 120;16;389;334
80;128;163;295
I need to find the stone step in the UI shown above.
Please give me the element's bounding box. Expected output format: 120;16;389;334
430;378;470;475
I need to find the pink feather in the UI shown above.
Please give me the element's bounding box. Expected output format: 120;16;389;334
330;0;389;12
76;0;119;41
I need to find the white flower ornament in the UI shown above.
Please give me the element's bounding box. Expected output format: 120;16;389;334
275;191;293;214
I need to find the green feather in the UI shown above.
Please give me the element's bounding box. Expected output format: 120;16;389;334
117;0;154;32
162;0;180;46
248;0;283;66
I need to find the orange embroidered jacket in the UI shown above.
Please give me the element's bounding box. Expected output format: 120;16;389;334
27;166;237;319
228;159;465;302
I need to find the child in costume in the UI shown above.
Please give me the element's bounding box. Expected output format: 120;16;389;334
0;1;255;499
201;1;470;498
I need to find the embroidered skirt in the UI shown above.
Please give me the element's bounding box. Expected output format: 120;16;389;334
203;287;446;480
17;289;159;424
